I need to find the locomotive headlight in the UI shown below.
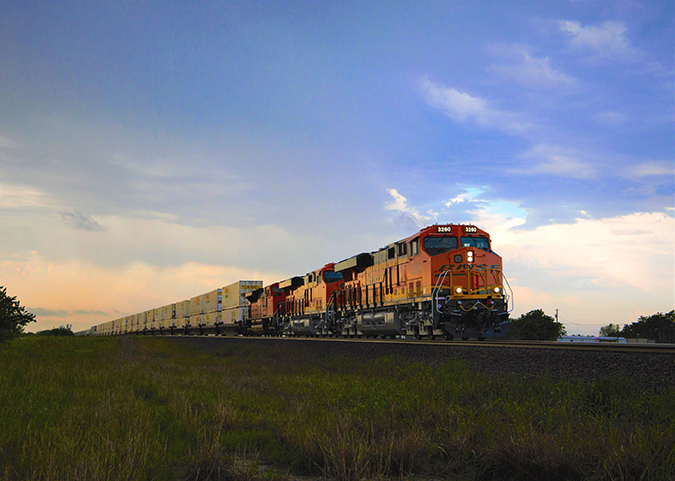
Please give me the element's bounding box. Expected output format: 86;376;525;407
493;287;501;294
455;287;463;294
467;251;474;262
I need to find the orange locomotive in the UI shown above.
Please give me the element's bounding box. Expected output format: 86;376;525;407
247;224;510;340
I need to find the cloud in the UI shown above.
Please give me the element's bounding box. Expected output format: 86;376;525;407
593;111;627;126
419;76;533;135
624;161;674;178
445;187;486;207
559;20;642;62
446;194;471;206
5;253;291;332
0;183;52;208
59;210;107;232
385;189;436;229
0;136;15;149
73;309;108;316
512;144;596;179
29;307;69;318
467;201;673;333
490;43;577;89
474;206;673;295
431;187;673;299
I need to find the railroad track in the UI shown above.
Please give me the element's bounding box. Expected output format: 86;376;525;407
164;334;675;354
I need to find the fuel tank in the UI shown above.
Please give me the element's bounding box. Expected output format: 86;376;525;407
357;310;403;337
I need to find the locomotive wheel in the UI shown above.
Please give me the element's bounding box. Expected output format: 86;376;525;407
442;333;453;341
462;337;469;341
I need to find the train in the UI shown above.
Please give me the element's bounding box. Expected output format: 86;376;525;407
78;224;511;340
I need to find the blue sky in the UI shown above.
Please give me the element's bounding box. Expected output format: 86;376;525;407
1;1;672;335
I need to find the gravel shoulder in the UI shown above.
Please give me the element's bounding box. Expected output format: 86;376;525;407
173;336;675;392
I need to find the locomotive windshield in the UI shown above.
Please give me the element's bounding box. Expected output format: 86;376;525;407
461;236;490;251
323;271;344;283
423;236;458;256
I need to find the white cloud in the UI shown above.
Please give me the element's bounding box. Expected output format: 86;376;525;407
419;76;533;135
471;202;673;333
559;20;642;62
476;207;673;295
446;194;470;206
514;144;596;179
445;187;486;207
490;43;576;89
0;182;52;208
624;161;674;178
385;189;435;228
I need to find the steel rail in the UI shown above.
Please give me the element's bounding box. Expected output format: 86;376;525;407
160;334;675;354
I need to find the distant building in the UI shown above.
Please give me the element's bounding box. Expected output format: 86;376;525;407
558;335;627;343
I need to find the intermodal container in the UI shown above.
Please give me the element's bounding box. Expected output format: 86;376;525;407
189;313;204;327
203;311;219;327
190;295;204;316
175;300;190;319
222;281;263;310
220;307;249;327
203;288;222;313
162;304;174;321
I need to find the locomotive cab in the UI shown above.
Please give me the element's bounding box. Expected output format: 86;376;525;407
419;225;508;339
280;264;344;337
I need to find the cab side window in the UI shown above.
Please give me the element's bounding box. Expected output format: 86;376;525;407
410;238;419;256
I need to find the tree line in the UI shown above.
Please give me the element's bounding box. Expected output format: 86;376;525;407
600;311;675;343
0;286;74;344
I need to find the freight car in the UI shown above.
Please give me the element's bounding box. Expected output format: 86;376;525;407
78;224;511;340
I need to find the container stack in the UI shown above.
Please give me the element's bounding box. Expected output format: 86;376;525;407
153;307;162;331
189;294;204;328
175;300;190;329
203;288;222;329
220;281;263;328
145;309;155;332
161;303;174;329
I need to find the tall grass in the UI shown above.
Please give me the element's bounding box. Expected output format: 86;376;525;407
0;336;673;480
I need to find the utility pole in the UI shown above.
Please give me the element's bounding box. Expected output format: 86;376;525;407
555;309;559;323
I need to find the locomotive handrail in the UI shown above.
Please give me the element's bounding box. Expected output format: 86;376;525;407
325;290;337;328
502;273;514;313
432;269;451;314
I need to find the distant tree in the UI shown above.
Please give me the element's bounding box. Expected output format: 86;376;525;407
599;323;622;337
0;286;36;343
621;311;675;343
37;326;74;336
507;309;567;341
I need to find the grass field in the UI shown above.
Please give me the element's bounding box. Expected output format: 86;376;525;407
0;336;673;480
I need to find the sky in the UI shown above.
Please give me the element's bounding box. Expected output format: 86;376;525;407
1;0;672;336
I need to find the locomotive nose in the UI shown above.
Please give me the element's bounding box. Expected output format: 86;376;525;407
448;248;476;265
